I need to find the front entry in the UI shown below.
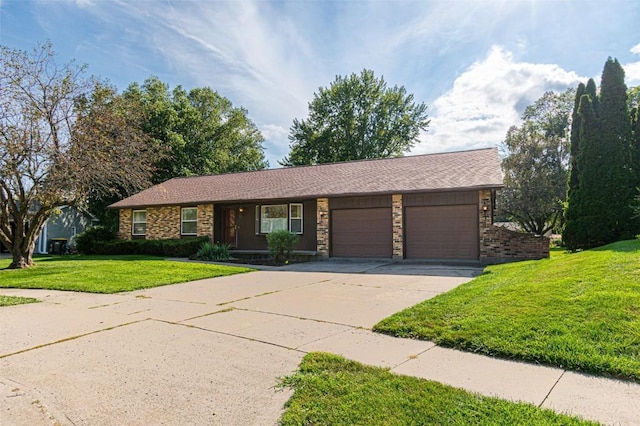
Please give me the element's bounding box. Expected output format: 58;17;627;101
222;208;238;247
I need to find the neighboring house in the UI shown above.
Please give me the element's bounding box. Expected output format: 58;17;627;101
109;148;549;262
34;206;99;254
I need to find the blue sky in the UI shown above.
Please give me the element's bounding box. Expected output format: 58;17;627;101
2;0;640;167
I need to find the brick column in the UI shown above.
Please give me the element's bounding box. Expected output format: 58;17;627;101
392;194;403;260
316;198;329;258
478;189;493;260
197;204;214;241
118;209;133;240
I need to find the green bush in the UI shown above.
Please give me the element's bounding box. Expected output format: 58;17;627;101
75;226;116;254
197;241;232;260
84;236;209;258
266;230;299;265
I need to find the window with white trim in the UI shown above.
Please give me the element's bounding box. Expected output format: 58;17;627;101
260;204;288;233
289;203;303;234
257;203;304;234
132;210;147;235
181;207;197;235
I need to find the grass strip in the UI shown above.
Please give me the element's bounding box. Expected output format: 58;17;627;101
0;255;253;293
278;352;595;425
0;295;39;307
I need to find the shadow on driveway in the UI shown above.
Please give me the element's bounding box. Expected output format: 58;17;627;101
276;258;483;278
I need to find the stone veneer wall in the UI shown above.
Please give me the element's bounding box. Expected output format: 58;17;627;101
118;209;132;240
146;206;181;240
392;194;403;259
478;189;549;262
316;198;329;257
197;204;214;241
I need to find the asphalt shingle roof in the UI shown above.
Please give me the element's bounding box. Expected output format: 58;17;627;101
109;148;503;209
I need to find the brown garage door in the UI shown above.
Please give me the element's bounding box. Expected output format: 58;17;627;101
331;208;392;258
405;205;478;260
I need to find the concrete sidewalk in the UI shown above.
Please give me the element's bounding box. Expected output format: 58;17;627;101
1;269;639;425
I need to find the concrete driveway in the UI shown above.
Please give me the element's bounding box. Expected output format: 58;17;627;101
0;264;476;425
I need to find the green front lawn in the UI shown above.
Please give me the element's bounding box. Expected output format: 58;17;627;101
0;255;253;293
0;295;39;307
374;239;640;381
278;352;595;426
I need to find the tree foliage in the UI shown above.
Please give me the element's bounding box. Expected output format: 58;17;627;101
282;69;429;165
630;87;640;220
498;90;574;235
564;58;635;250
123;77;268;182
88;77;269;231
0;42;159;268
567;83;585;194
628;86;640;111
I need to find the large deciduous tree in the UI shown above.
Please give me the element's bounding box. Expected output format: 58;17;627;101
281;69;429;166
498;90;574;235
0;43;158;268
123;77;268;182
89;77;269;230
564;58;635;250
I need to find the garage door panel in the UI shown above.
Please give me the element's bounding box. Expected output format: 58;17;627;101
332;208;392;258
405;205;478;260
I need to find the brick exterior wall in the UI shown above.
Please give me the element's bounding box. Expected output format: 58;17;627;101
118;209;132;240
115;190;547;262
117;205;215;241
197;204;214;241
392;194;403;260
480;226;550;261
316;198;329;258
146;206;181;240
478;189;549;262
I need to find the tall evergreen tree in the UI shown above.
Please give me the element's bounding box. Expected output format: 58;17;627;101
564;93;599;249
564;59;634;250
567;83;586;194
630;86;640;186
584;78;599;114
633;106;640;180
630;104;640;229
598;58;634;239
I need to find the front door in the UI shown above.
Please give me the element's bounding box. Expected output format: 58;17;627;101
222;208;237;247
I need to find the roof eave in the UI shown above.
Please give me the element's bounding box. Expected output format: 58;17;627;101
107;183;504;209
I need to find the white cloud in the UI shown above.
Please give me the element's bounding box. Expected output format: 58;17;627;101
627;43;640;85
260;124;290;166
625;61;640;85
412;46;583;155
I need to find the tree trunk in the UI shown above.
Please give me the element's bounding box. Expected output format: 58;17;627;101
9;248;34;269
5;210;48;269
8;236;37;269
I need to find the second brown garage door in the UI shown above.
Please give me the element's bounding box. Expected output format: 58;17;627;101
405;205;478;260
331;208;392;258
